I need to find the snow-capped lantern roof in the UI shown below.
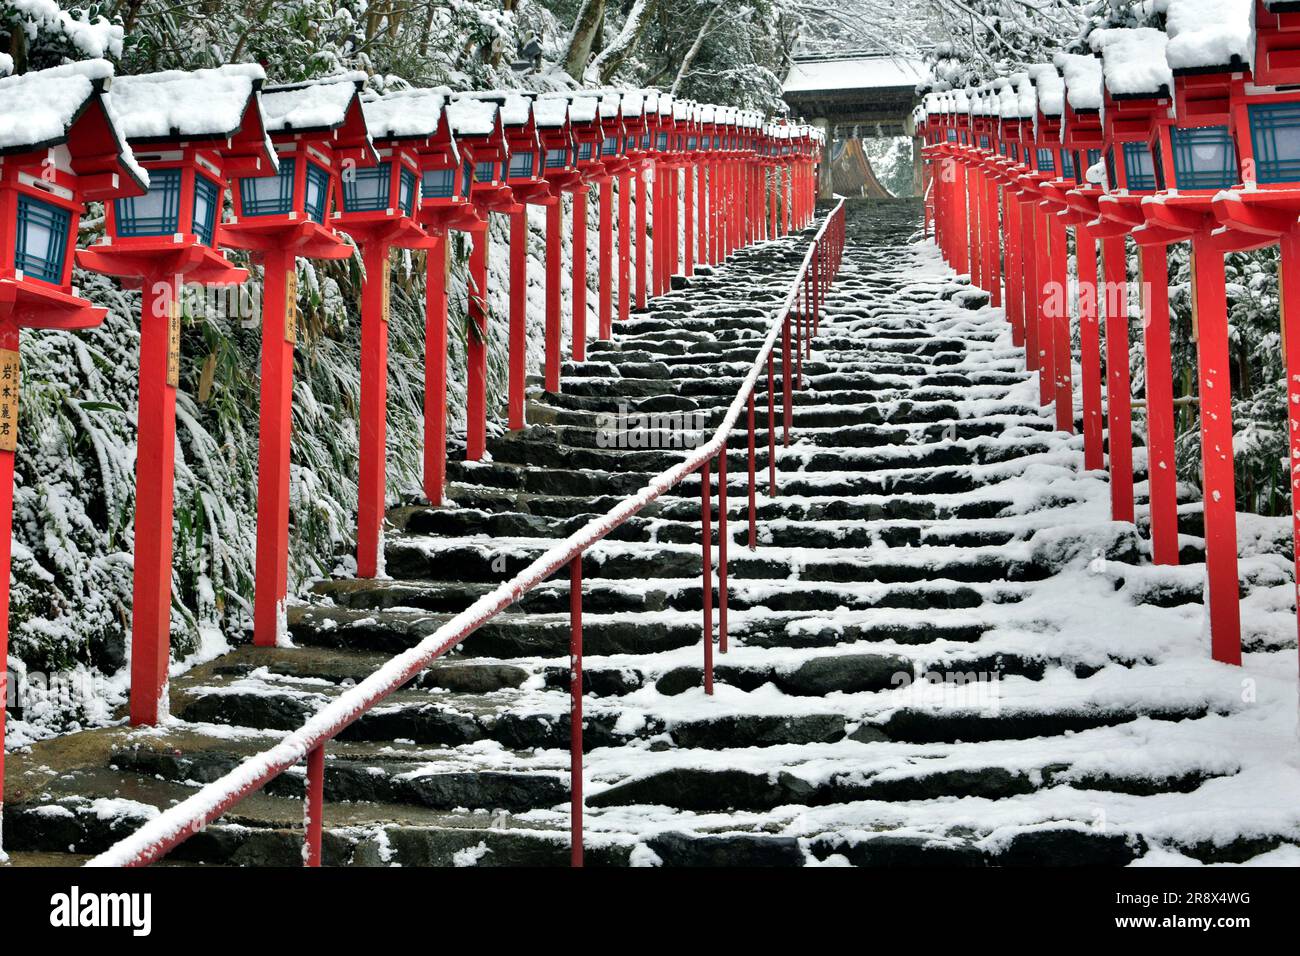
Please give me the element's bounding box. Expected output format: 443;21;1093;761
361;87;447;140
108;63;267;144
1163;0;1255;73
530;94;569;129
1055;53;1104;112
566;93;601;125
673;98;691;121
0;59;147;196
657;92;675;116
456;89;533;128
445;96;502;138
1026;64;1065;117
600;91;623;120
1090;27;1173;99
261;74;374;164
618;90;646;118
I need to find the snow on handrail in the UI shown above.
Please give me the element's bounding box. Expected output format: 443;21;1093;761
86;198;847;868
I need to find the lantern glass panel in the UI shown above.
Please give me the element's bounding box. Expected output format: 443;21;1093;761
343;161;391;212
602;136;618;156
191;173;221;246
1248;102;1300;184
423;167;455;198
656;132;668;150
473;160;496;183
947;130;957;142
1121;141;1157;191
640;133;651;148
980;135;990;149
1060;150;1076;181
398;167;417;213
688;136;698;149
577;142;593;161
1010;143;1019;162
462;162;473;194
1170;125;1237;190
545;147;568;169
304;162;331;222
625;135;636;150
1036;148;1055;173
14;194;70;284
240;161;296;217
509;151;535;179
117;167;183;235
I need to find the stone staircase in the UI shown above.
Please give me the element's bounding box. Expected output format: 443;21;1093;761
7;198;1300;867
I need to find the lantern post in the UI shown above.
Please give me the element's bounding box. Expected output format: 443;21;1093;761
446;97;514;462
1138;7;1266;665
1210;0;1300;659
1053;55;1107;468
0;61;147;840
406;90;474;508
532;93;580;390
78;65;274;724
219;76;378;626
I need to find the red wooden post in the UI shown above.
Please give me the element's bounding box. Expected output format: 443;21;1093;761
599;178;613;339
572;189;588;359
718;447;729;653
748;389;757;549
467;224;490;460
357;242;392;577
509;208;528;429
303;744;324;867
1102;235;1136;523
0;323;15;836
131;275;181;724
952;162;969;277
969;166;984;290
424;234;449;502
684;165;695;275
1139;243;1179;565
546;200;563;389
636;172;649;309
1022;204;1039;372
1037;204;1056;407
651;170;664;297
710;162;721;262
768;168;778;240
1190;238;1242;665
618;173;632;322
986;176;1002;307
668;166;680;277
1049;212;1073;432
253;253;296;642
1077;232;1104;470
697;162;707;264
700;459;714;694
569;554;584;867
1279;233;1300;660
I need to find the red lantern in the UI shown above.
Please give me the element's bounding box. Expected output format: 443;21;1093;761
0;60;146;824
78;63;275;727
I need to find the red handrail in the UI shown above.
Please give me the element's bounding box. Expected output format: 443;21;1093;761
86;197;848;869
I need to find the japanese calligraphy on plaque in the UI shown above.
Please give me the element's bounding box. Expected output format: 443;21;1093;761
166;301;181;388
381;258;391;325
285;268;298;344
0;348;19;453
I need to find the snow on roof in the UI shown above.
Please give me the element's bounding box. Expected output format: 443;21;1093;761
445;96;499;137
699;103;717;124
1162;0;1254;71
0;58;113;152
109;63;265;141
601;91;623;119
531;95;569;128
619;90;646;118
1055;53;1104;111
361;88;445;139
673;98;691;120
643;90;661;114
1027;63;1064;116
260;74;363;133
658;93;674;116
1000;73;1035;119
567;93;600;124
1090;28;1173;97
782;55;930;93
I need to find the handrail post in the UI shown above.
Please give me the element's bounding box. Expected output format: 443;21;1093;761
717;447;729;654
569;554;584;867
767;353;777;492
747;389;757;549
701;460;714;694
303;743;324;867
782;315;793;445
